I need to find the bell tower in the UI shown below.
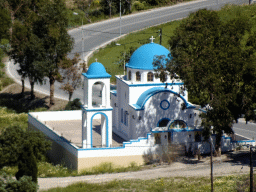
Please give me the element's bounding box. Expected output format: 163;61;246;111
81;62;113;148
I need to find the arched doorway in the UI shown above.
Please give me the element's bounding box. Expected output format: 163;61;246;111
90;112;109;148
157;118;171;144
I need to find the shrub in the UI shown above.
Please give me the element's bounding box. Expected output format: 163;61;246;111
64;98;82;110
133;1;145;11
0;174;38;192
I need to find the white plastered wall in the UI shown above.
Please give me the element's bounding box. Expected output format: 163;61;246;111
132;92;196;139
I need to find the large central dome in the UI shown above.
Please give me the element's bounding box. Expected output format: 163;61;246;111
126;43;171;70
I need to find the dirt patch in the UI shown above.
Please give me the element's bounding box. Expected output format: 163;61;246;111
0;83;68;112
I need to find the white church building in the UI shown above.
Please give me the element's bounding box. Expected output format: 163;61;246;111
28;38;239;171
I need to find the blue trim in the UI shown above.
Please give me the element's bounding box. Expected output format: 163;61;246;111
115;76;184;87
129;82;184;87
151;127;203;133
85;108;113;112
157;118;171;127
111;90;117;96
77;133;152;151
233;140;255;143
160;100;170;110
134;87;195;110
83;74;111;79
90;112;109;148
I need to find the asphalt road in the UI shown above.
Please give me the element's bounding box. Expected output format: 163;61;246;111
233;119;256;140
6;0;249;102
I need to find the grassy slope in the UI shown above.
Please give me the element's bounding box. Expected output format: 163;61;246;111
43;175;254;192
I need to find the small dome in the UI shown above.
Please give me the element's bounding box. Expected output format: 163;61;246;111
83;62;111;79
126;43;171;70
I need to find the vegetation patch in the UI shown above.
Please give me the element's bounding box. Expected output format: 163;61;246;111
79;162;141;175
42;174;255;192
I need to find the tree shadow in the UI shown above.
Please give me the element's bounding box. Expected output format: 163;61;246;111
224;150;256;167
0;91;49;113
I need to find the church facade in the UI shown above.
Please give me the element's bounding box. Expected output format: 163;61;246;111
28;38;237;171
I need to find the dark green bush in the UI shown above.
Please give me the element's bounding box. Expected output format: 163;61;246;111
65;98;82;110
133;1;145;11
0;174;38;192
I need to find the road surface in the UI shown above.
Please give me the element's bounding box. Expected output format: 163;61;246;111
6;0;249;102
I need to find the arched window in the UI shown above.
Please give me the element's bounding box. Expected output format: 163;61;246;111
157;118;170;127
128;71;131;80
169;120;187;129
136;71;141;81
147;72;154;82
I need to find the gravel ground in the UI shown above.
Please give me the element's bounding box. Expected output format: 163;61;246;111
38;151;252;191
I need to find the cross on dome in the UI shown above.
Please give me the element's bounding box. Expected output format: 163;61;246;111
150;36;155;43
95;58;98;62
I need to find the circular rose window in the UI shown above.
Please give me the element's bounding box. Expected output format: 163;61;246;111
160;100;170;110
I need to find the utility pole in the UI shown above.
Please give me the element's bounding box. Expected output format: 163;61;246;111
120;0;121;36
250;145;255;192
209;137;213;192
123;44;126;75
73;12;86;69
159;28;162;45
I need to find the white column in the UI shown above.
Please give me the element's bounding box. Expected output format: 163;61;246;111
88;81;92;108
101;115;106;147
107;111;112;147
86;112;92;148
141;71;146;82
106;81;111;107
84;80;88;106
82;110;87;148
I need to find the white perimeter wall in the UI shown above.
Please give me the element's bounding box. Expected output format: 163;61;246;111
32;110;82;121
28;111;156;170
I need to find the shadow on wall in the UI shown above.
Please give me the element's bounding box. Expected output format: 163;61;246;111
137;92;194;138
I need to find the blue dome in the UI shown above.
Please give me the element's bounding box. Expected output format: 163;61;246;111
82;62;111;79
126;43;171;70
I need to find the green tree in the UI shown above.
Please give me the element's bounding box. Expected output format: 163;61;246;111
10;20;45;98
65;98;82;110
101;0;117;18
0;7;11;40
0;174;38;192
60;53;82;101
0;125;51;182
33;0;74;106
159;9;256;155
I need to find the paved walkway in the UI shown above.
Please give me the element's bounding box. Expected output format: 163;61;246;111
38;154;251;191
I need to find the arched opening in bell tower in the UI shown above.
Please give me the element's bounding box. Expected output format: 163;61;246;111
92;81;106;107
91;113;108;148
